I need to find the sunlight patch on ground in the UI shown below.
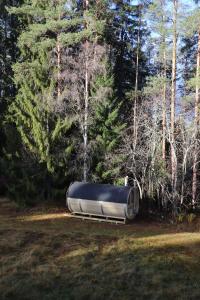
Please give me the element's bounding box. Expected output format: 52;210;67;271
17;212;70;222
137;232;200;247
101;232;200;257
2;202;200;300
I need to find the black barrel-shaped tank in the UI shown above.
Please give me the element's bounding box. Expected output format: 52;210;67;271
66;181;139;221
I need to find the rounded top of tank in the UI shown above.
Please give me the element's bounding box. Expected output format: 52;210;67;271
67;181;134;204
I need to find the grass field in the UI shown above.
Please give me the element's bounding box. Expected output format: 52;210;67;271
1;198;200;300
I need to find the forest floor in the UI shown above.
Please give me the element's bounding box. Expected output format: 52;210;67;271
1;198;200;300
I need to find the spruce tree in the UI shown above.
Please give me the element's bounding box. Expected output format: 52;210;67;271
9;0;110;181
90;74;126;183
0;0;25;195
0;0;24;151
8;0;84;173
110;1;149;102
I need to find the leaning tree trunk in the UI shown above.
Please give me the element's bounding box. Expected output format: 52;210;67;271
192;30;200;205
171;0;178;209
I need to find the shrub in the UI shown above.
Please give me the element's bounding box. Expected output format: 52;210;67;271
187;213;196;224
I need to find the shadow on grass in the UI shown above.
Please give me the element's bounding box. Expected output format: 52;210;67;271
1;213;200;300
14;210;200;240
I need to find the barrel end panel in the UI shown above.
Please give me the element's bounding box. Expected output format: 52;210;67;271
125;187;140;220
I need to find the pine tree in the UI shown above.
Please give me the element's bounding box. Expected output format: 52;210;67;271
147;0;170;163
182;1;200;205
170;0;178;206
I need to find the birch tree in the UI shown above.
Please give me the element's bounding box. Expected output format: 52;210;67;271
60;0;110;181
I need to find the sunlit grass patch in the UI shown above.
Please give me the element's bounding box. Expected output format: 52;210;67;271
18;212;69;222
1;201;200;300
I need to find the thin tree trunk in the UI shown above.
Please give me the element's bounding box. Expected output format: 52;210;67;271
171;0;178;205
57;42;61;99
3;10;7;98
161;47;167;204
83;47;89;182
160;0;167;205
133;4;141;149
162;37;167;161
192;31;200;205
180;121;186;205
83;0;89;182
57;2;61;100
161;0;167;162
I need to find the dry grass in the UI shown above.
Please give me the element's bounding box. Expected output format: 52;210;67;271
1;199;200;300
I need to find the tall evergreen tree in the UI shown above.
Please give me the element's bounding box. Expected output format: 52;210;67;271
0;0;24;195
182;1;200;205
109;1;149;102
10;0;111;182
90;73;126;183
9;0;80;173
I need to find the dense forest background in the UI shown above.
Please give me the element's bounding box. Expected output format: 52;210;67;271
0;0;199;214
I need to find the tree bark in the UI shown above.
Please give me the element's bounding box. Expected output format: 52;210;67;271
171;0;178;204
161;0;167;162
160;0;167;205
162;47;167;161
133;4;141;150
57;1;61;100
83;0;89;182
192;30;200;205
57;42;61;99
83;46;89;182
